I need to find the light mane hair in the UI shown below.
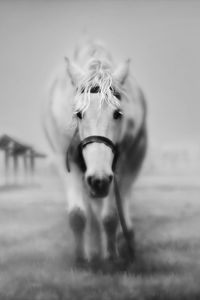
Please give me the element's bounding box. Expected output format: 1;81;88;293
74;60;126;114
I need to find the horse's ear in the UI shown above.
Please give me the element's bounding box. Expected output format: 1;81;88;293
113;59;130;85
64;57;84;85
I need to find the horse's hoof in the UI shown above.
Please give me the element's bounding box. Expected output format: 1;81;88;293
74;256;88;270
117;229;135;262
102;257;119;274
89;255;102;272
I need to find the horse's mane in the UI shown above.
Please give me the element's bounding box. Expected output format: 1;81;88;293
74;59;127;114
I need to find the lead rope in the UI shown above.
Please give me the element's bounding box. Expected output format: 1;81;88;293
114;176;134;261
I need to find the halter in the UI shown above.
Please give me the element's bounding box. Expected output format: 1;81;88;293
78;135;119;172
66;130;119;173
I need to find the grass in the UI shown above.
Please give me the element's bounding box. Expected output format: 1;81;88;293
0;173;200;299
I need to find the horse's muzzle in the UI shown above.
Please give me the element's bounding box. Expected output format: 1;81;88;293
87;174;113;198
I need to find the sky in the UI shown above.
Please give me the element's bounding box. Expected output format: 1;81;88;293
0;0;200;152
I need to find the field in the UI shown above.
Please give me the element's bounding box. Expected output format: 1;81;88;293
0;171;200;300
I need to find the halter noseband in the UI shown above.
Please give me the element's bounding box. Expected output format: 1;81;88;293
66;133;118;173
78;135;119;172
79;135;116;153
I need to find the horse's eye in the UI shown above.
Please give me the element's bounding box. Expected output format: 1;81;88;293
80;87;85;94
110;87;121;100
76;112;83;120
113;109;123;120
113;91;121;100
90;86;100;93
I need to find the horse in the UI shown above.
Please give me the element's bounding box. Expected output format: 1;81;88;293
43;39;147;267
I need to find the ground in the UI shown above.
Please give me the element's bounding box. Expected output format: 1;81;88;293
0;171;200;300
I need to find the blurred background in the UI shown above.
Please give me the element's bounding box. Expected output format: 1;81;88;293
0;2;200;299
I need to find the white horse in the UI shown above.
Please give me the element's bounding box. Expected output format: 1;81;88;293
43;40;147;267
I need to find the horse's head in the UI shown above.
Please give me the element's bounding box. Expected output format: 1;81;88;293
66;58;130;198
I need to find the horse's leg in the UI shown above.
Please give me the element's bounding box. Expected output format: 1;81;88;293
87;201;102;264
102;187;118;261
68;204;86;264
57;157;87;263
67;173;87;263
117;195;135;261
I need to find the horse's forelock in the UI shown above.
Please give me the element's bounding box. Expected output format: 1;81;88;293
74;61;127;114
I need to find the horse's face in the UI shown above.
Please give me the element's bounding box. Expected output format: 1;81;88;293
66;58;130;198
76;93;123;197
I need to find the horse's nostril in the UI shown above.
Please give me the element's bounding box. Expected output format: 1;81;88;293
87;176;102;189
87;176;93;187
87;175;112;192
108;175;113;183
93;178;102;189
